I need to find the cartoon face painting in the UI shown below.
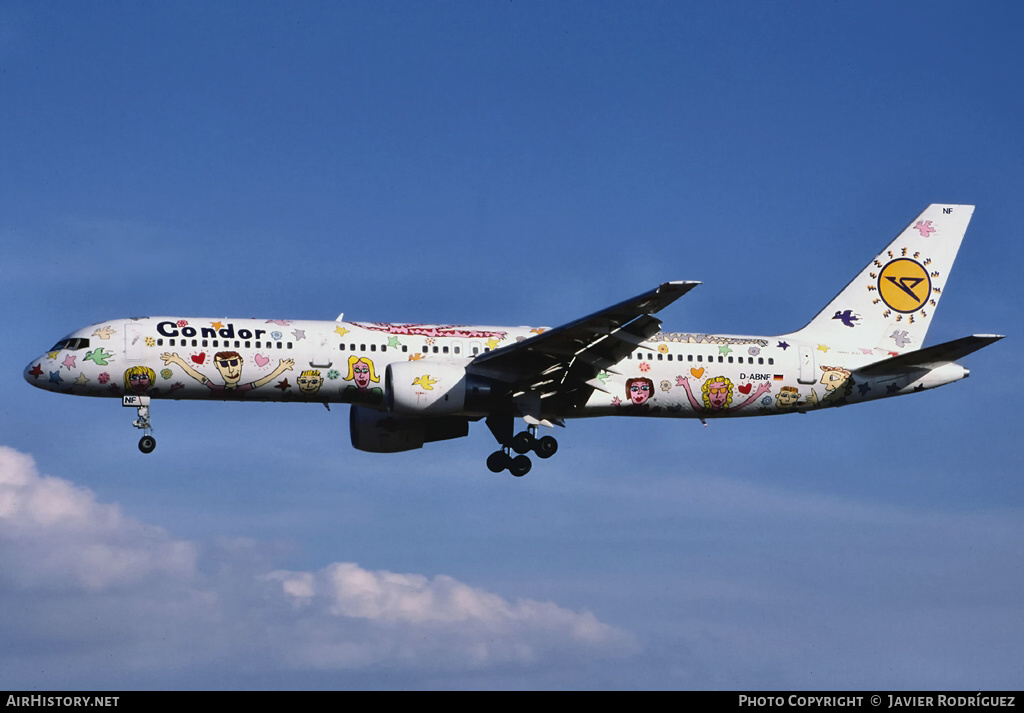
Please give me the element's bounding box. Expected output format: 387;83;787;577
345;356;380;390
775;385;800;409
124;366;156;395
625;377;654;406
819;365;852;392
213;351;244;386
702;376;733;410
297;369;324;396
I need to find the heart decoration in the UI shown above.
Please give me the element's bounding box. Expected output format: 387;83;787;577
738;383;752;395
690;368;705;379
255;354;270;367
191;353;206;365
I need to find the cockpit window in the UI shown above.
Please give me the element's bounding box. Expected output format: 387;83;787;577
49;338;91;351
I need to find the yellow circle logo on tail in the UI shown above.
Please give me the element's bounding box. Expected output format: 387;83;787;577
878;258;931;313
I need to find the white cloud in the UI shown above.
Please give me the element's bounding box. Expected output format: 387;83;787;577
0;446;635;687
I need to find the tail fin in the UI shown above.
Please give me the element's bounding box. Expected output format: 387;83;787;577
782;204;975;353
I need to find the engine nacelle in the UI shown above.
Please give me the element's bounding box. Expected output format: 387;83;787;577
385;361;495;416
349;405;469;453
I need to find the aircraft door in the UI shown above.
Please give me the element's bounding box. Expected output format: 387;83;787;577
797;345;816;384
125;321;144;363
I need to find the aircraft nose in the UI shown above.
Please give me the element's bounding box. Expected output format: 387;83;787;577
24;358;46;386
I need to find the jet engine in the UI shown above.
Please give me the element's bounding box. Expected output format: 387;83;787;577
349;405;469;453
385;361;496;416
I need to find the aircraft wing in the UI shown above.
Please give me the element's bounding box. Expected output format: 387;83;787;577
856;334;1004;375
467;281;700;414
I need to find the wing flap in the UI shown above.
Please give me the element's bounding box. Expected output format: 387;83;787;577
467;281;699;411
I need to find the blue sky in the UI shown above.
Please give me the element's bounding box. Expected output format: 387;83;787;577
2;1;1022;690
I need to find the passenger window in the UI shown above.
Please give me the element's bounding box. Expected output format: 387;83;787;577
402;346;408;353
768;358;774;365
758;358;764;365
697;355;703;362
728;356;733;363
370;344;376;352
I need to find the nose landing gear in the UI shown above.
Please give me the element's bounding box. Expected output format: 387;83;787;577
125;395;156;454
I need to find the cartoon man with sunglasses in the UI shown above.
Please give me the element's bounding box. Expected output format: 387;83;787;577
160;350;294;396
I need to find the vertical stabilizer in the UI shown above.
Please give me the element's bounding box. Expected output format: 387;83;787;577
782;204;974;353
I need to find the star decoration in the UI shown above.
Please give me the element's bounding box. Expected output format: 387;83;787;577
485;337;501;350
530;328;546;334
412;375;437;390
266;319;291;326
75;373;90;386
408;353;424;361
335;326;350;337
886;382;901;394
718;345;733;356
387;336;401;348
61;354;77;371
275;379;292;391
777;341;790;350
92;326;116;340
857;382;871;395
211;321;224;330
28;364;44;379
46;350;60;360
292;329;306;341
49;370;63;384
817;344;830;353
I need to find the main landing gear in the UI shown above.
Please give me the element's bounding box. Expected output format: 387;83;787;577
125;395;156;454
485;420;559;477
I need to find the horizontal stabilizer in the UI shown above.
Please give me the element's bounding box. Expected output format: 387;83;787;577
857;334;1004;375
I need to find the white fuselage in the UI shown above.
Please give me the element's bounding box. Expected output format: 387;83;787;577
24;316;966;420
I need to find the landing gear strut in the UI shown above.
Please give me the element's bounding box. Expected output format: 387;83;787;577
485;417;559;477
125;395;156;454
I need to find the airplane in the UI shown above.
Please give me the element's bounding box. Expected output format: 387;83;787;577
24;204;1002;477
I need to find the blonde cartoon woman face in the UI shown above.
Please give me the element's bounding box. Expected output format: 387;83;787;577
345;356;380;390
124;366;156;394
703;377;733;410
